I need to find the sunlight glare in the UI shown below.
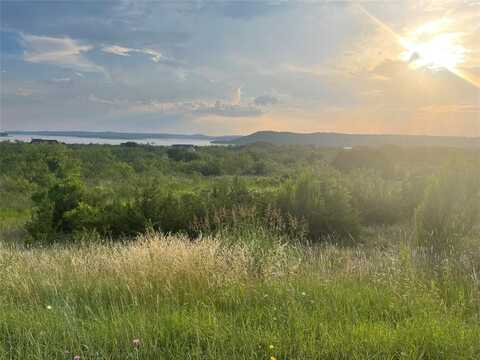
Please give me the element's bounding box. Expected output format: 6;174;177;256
400;19;466;71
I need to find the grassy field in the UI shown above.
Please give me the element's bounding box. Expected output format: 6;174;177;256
1;230;479;359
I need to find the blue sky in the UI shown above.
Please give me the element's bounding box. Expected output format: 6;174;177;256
1;0;479;136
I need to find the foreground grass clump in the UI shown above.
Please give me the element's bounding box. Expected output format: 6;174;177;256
1;232;479;359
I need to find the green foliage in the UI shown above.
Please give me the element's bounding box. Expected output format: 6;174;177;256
332;147;396;177
27;175;85;242
415;164;480;254
277;170;360;241
167;147;200;162
1;142;479;245
1;142;480;358
348;169;404;225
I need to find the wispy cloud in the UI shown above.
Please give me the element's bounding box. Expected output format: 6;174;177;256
21;34;103;73
101;45;176;64
101;45;131;57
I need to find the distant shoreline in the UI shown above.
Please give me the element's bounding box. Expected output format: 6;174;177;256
8;131;239;142
5;130;479;148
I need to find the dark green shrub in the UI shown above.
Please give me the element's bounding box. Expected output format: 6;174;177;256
167;147;200;162
27;175;85;242
277;169;360;241
348;169;404;225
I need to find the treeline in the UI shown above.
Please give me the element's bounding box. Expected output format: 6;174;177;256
1;142;479;248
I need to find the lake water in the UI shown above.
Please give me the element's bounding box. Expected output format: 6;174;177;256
0;134;215;146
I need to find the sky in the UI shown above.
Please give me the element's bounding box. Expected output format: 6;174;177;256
1;0;479;136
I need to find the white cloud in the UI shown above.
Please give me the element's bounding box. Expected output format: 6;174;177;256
232;87;242;105
21;34;104;73
102;45;169;63
141;48;165;63
101;45;132;57
88;93;265;118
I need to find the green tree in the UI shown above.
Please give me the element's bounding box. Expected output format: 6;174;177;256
27;175;85;242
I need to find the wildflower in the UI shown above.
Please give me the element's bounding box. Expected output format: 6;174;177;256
270;357;277;360
73;356;81;360
46;305;52;310
269;344;274;350
132;339;141;348
301;292;306;296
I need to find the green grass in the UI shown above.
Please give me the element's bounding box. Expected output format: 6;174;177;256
1;233;479;359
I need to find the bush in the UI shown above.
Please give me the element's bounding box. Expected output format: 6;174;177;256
27;175;85;242
348;169;404;225
167;147;200;162
276;169;360;241
15;143;478;246
415;165;480;254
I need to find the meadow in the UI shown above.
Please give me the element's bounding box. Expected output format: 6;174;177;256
0;142;479;359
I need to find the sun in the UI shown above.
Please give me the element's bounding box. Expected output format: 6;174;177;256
399;19;466;71
357;5;480;88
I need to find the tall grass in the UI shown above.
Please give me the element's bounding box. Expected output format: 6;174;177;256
1;230;479;359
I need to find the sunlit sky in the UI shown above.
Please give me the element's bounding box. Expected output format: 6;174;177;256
1;0;479;136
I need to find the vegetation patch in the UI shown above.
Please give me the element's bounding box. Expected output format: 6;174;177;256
1;142;479;358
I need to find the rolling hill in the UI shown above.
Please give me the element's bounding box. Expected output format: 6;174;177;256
214;131;480;148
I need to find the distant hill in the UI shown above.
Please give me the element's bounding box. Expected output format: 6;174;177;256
213;131;480;148
10;131;239;142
